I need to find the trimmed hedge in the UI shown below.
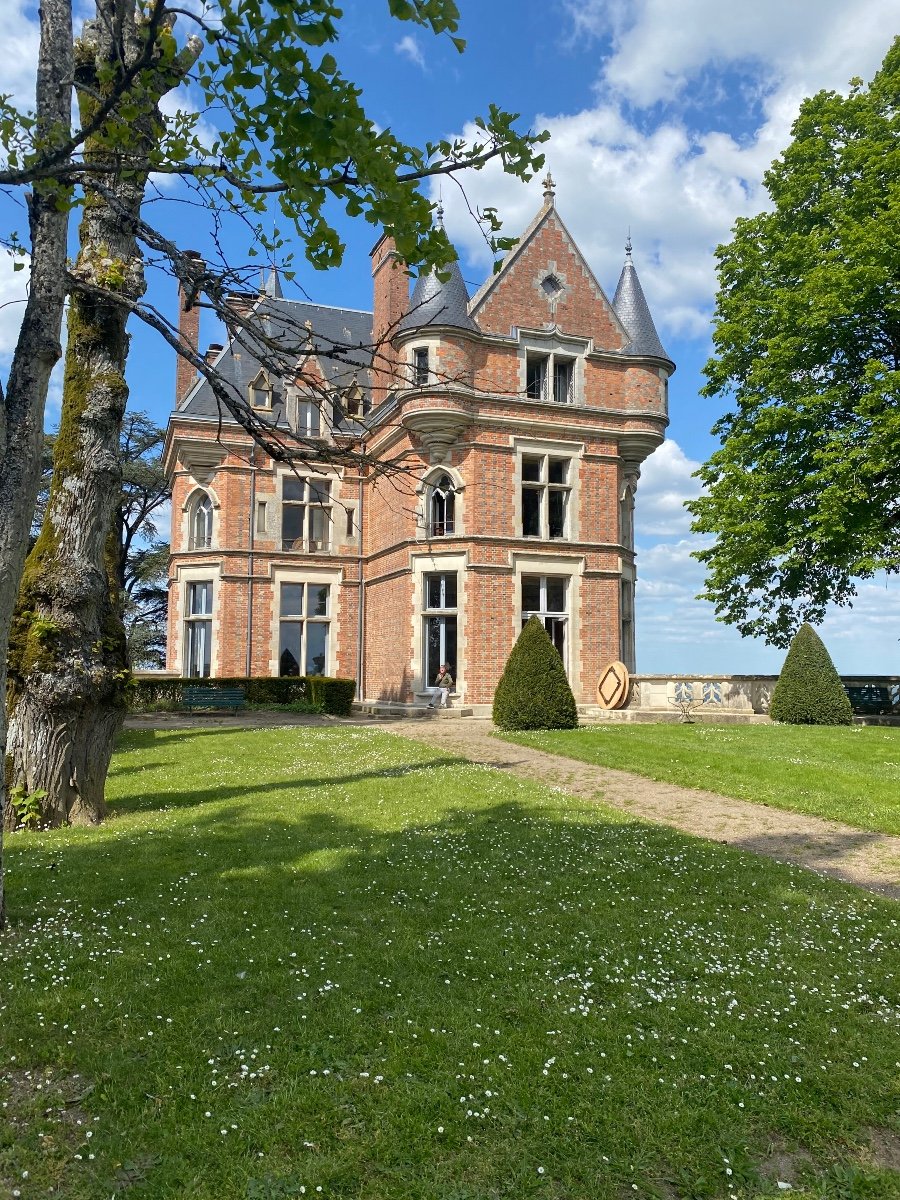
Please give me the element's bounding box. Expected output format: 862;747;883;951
493;616;578;731
131;675;356;717
769;623;854;726
307;675;357;717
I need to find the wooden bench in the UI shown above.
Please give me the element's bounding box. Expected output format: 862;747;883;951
845;685;892;715
182;686;246;713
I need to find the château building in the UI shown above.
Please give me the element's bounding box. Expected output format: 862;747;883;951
163;177;673;712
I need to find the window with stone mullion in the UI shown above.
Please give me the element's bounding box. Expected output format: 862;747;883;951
521;574;567;666
279;582;330;676
282;477;332;552
521;454;570;540
525;352;574;403
423;572;458;686
184;581;213;677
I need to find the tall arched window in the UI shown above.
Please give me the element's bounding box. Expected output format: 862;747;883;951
191;493;213;549
428;474;455;537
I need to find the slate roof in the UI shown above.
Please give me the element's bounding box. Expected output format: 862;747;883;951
396;257;479;334
177;296;373;432
611;250;673;367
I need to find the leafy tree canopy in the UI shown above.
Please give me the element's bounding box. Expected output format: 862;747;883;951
0;0;547;280
689;38;900;646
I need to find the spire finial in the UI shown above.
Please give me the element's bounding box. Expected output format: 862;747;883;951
436;199;444;227
542;171;556;203
625;229;633;260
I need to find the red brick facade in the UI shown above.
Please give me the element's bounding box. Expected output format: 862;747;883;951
164;196;671;710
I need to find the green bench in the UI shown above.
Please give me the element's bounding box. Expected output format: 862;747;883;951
182;686;246;713
845;684;892;715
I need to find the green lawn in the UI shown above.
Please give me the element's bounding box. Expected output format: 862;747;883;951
496;723;900;836
1;726;898;1199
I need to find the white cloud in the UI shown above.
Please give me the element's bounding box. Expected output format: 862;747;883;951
442;107;769;338
630;442;900;675
635;534;900;676
395;35;426;70
568;0;895;110
632;504;900;676
0;251;65;428
0;251;29;361
0;0;39;112
149;498;172;543
635;440;702;536
442;7;895;338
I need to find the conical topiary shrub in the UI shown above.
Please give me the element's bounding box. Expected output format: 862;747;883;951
769;623;853;725
492;616;578;731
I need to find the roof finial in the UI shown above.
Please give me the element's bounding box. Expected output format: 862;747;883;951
436;199;445;227
542;171;556;204
625;229;633;260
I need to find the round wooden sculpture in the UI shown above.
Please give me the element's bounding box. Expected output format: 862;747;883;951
597;660;630;709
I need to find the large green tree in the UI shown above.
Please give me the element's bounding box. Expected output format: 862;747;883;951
0;0;545;920
689;38;900;646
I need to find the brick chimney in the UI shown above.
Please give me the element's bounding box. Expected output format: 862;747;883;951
370;234;407;404
175;250;203;403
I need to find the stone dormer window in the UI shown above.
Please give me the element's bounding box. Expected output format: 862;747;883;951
344;382;363;419
249;372;272;410
519;328;586;406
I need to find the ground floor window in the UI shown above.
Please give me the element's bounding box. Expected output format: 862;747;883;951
279;582;330;676
521;574;567;669
423;571;457;686
185;581;213;677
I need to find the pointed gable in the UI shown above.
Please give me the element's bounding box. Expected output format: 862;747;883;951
470;198;628;353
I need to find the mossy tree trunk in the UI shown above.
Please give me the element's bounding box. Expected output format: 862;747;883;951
0;0;73;916
5;4;198;831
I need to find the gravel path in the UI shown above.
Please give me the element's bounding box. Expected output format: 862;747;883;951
125;712;899;900
372;718;900;901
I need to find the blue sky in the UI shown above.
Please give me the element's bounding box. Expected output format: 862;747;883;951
1;0;898;674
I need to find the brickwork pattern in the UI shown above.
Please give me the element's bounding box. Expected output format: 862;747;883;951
165;203;671;705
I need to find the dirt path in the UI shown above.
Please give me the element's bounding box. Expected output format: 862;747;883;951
373;718;900;901
124;712;899;900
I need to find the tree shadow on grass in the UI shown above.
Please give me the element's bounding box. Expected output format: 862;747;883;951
5;774;899;1200
106;755;464;817
734;829;900;900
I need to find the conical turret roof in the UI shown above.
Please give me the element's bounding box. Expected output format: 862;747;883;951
612;242;672;367
397;254;479;335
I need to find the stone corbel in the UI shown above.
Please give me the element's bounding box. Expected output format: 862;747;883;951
617;430;662;492
401;407;473;465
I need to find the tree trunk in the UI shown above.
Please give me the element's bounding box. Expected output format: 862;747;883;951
5;276;134;828
0;0;74;922
5;1;199;833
